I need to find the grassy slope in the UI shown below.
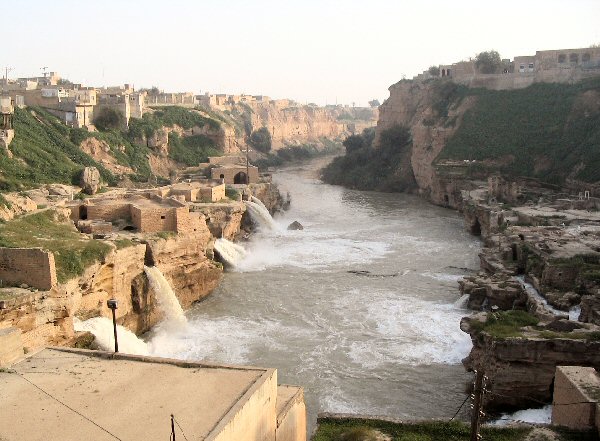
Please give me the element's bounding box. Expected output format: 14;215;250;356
0;210;112;283
0;107;115;191
437;78;600;184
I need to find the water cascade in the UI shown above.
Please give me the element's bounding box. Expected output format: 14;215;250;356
144;265;187;329
74;317;149;355
244;198;278;231
214;238;247;268
454;294;470;309
515;276;580;320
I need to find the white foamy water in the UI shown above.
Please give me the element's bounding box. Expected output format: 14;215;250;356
490;405;552;426
516;276;580;321
74;317;149;355
214;238;247;268
144;265;187;330
244;199;279;231
151;159;482;430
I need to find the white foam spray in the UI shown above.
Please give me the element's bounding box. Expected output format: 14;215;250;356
516;276;573;319
244;199;278;231
454;294;470;309
251;195;269;211
74;317;149;355
144;265;187;330
214;238;247;268
490;405;552;426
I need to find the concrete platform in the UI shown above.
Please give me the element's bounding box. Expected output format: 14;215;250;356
0;347;304;441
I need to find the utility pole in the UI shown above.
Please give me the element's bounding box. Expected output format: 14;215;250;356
246;139;249;185
3;67;12;85
470;370;485;441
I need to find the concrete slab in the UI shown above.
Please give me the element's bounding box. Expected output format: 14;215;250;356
0;348;273;441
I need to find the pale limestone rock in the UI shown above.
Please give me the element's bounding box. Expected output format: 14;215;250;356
80;166;101;195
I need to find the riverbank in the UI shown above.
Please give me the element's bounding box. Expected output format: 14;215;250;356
454;176;600;413
0;181;284;354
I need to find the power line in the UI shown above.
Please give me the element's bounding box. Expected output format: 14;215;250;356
15;372;124;441
173;415;190;441
449;395;471;422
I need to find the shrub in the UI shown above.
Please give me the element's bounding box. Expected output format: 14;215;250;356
94;107;124;131
248;127;272;153
475;50;502;74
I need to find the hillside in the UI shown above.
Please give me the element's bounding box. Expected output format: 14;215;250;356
323;77;600;199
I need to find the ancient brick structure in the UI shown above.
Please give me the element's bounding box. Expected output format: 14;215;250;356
0;248;57;290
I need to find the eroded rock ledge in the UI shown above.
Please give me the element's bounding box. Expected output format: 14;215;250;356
0;182;283;352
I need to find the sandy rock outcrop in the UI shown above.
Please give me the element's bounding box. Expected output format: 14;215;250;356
144;232;222;309
80;167;101;195
79;138;133;175
0;193;38;221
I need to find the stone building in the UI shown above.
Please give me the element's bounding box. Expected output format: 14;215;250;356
0;94;15;150
70;193;208;234
156;180;226;203
420;47;600;90
211;165;259;185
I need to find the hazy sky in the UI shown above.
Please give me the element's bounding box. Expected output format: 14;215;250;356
3;0;599;106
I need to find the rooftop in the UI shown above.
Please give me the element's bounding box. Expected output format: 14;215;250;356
0;347;272;441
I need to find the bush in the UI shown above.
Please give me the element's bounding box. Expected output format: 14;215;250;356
94;107;124;131
167;133;220;166
248;127;272;153
321;125;416;192
475;50;502;74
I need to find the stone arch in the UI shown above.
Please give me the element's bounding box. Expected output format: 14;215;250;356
441;69;446;77
79;205;88;220
220;174;225;179
234;171;247;184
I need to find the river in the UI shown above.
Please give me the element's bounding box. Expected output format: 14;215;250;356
150;158;482;429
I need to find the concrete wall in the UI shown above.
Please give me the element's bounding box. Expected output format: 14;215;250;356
552;366;600;430
209;369;277;441
276;387;306;441
0;247;57;290
0;327;23;367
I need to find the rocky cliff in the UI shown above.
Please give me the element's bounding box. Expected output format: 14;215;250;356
374;78;600;206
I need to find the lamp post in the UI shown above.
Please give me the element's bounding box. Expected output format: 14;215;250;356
106;298;119;353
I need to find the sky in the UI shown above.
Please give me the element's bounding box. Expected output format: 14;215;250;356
2;0;600;106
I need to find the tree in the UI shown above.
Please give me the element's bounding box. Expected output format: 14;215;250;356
428;66;440;76
94;107;124;131
248;127;272;153
368;99;381;108
475;50;502;74
342;134;365;154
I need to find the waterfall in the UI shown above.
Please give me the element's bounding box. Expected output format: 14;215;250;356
74;317;149;355
144;265;187;329
515;276;573;319
214;238;247;268
244;198;278;231
453;294;469;309
251;195;269;212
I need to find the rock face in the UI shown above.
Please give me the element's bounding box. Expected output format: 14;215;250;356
375;81;475;206
79;138;133;175
80;166;101;195
287;221;303;231
461;318;600;411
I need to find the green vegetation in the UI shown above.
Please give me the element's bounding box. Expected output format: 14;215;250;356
0;210;112;283
254;139;343;169
114;239;136;249
437;78;600;183
167;133;220;166
155;231;176;240
93;107;124;130
469;310;539;339
321;126;416;192
475;50;502;74
248;127;272;153
149;106;221;131
313;418;533;441
0;107;115;191
225;187;240;200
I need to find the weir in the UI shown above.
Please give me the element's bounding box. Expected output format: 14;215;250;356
74;266;187;355
244;197;278;231
144;265;187;329
214;238;247;268
74;317;149;355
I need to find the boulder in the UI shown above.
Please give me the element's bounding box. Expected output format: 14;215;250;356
287;221;304;231
80;166;101;195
